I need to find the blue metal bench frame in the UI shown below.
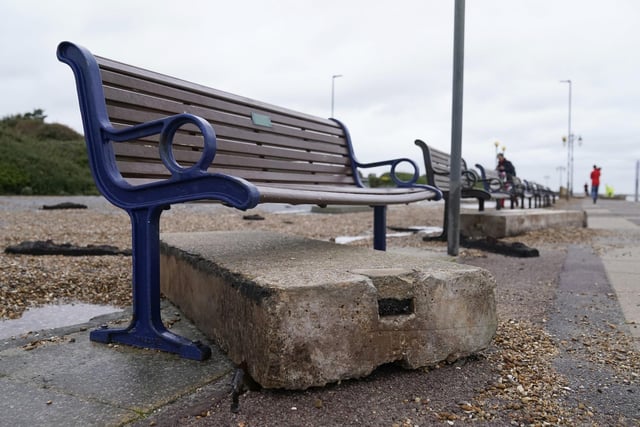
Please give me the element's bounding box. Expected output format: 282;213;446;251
57;41;441;360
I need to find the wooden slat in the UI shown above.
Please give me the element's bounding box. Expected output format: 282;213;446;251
96;59;359;189
112;137;350;166
115;160;355;185
102;86;346;148
112;144;350;175
106;104;350;157
256;185;437;205
260;183;427;195
98;67;343;137
424;147;452;191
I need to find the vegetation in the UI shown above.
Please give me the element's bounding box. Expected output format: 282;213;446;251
0;109;428;194
367;171;427;188
0;109;97;195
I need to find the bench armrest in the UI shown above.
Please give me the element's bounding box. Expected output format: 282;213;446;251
356;157;442;200
105;113;216;179
99;113;259;210
474;163;507;192
356;157;419;185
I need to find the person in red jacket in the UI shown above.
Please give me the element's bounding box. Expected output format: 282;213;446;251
590;165;601;204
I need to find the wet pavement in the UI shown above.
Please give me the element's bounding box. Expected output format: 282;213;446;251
0;303;122;340
0;302;233;426
0;197;639;425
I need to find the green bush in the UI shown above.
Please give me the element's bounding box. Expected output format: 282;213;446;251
367;171;427;188
0;110;97;195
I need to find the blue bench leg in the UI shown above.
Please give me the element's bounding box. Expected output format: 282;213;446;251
373;205;387;251
90;205;211;361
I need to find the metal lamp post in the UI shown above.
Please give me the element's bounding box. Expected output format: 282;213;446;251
562;133;582;199
331;74;342;117
560;79;574;199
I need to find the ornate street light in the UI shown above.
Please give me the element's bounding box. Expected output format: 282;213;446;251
562;133;583;197
559;79;584;199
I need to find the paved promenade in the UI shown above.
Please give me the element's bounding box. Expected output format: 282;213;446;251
582;197;640;349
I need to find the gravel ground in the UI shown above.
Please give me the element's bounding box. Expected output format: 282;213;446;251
1;196;639;426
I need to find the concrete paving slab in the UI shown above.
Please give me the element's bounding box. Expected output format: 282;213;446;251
1;335;228;411
588;216;638;229
0;377;136;427
585;200;640;349
159;230;497;390
598;247;640;343
0;302;233;425
583;207;610;214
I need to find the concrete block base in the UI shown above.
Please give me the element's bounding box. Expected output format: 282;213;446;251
160;231;497;390
461;209;586;238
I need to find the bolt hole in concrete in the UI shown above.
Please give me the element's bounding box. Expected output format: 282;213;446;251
0;303;122;339
378;298;414;316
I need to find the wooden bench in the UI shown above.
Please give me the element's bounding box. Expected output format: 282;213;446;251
536;182;556;206
509;176;533;209
476;165;543;210
541;184;556;205
522;180;542;208
57;41;441;360
414;139;490;239
524;180;555;207
473;163;517;209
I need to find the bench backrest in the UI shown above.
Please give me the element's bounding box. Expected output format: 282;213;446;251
474;164;506;192
420;143;469;192
95;56;360;187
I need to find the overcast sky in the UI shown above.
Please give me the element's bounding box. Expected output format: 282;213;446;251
2;0;639;195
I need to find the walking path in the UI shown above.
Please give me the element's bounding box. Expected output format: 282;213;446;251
583;198;640;349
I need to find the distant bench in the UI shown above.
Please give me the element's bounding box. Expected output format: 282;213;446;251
414;140;490;239
474;163;519;209
475;164;556;210
57;41;442;360
523;180;556;207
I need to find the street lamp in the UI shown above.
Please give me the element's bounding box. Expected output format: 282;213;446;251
562;133;582;198
331;74;342;117
494;141;500;165
560;79;575;199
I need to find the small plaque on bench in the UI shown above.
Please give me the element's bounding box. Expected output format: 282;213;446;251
251;112;272;128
